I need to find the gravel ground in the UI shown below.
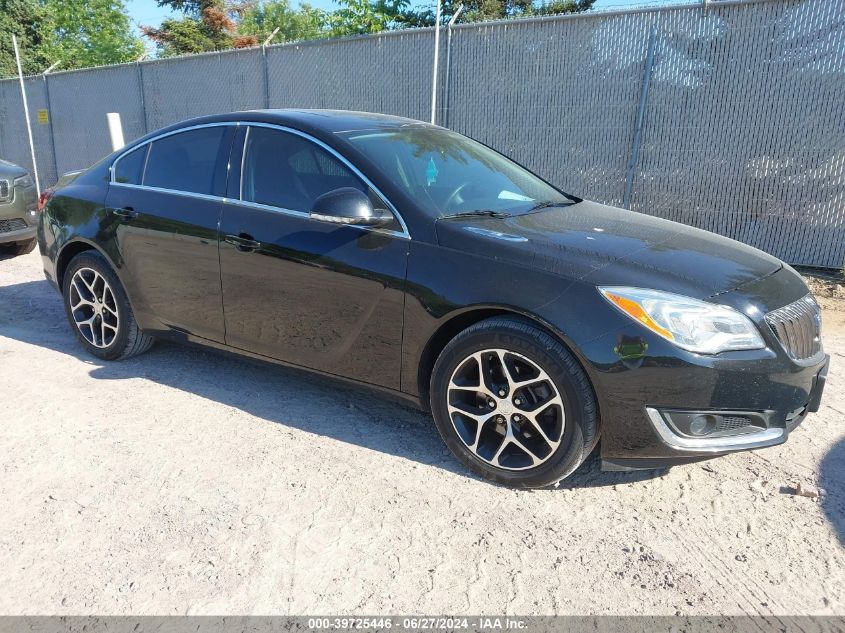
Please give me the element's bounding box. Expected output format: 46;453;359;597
1;249;843;616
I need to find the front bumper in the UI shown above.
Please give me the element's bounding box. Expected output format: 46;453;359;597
0;183;38;244
0;223;37;244
584;269;829;471
597;353;828;471
645;408;788;453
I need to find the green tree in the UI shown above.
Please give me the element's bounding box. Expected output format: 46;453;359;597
399;0;593;26
535;0;594;16
328;0;408;37
239;0;329;44
40;0;144;70
142;0;247;56
0;0;50;77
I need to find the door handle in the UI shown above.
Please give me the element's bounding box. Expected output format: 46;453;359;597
110;206;138;220
224;233;260;252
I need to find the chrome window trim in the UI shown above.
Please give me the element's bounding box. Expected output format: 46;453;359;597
239;122;410;240
239;125;250;202
140;143;151;185
227;197;308;219
111;144;151;187
111;181;229;205
109;121;236;186
108;120;411;240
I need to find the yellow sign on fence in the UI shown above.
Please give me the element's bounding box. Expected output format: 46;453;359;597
37;109;49;124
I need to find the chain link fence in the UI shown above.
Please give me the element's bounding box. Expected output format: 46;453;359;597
0;0;842;267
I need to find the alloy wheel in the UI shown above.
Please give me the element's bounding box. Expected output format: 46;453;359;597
68;267;120;348
447;348;565;470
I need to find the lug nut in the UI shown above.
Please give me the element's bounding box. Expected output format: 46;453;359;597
513;414;521;422
488;400;495;409
514;398;522;406
498;389;506;397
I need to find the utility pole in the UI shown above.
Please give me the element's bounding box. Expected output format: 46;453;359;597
430;0;443;125
12;35;40;197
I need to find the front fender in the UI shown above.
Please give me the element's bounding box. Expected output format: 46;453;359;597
401;240;629;401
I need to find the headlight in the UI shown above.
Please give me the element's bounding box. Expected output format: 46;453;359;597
599;287;765;354
13;174;33;188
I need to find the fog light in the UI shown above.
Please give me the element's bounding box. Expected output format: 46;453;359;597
659;409;768;439
689;415;716;436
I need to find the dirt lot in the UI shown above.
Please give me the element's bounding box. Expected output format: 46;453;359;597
0;249;843;616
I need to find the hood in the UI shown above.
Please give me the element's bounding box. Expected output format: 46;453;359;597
0;159;27;178
435;200;782;299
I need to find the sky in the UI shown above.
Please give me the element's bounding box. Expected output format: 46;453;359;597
123;0;644;38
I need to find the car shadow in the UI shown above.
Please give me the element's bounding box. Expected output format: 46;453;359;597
0;278;667;488
0;250;25;262
820;436;845;547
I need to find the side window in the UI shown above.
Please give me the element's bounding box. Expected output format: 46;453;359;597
144;126;229;196
241;127;368;212
113;145;148;184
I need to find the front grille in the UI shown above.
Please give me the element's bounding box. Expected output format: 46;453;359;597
0;218;27;234
0;180;9;202
765;294;822;361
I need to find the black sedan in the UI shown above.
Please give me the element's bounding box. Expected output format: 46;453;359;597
37;110;828;487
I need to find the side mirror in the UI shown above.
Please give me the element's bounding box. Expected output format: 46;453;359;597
310;187;392;228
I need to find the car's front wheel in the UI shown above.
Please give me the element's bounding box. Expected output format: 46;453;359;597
62;250;154;360
430;316;599;488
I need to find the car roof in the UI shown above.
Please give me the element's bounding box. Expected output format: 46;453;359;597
125;109;438;155
176;109;434;134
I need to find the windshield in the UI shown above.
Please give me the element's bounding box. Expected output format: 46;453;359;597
339;128;572;218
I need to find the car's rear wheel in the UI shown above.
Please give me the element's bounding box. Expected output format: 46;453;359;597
0;237;36;256
430;316;599;488
62;251;154;360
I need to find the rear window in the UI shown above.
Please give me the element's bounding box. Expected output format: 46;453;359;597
143;126;228;196
113;145;148;185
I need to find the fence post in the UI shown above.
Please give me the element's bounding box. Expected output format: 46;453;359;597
12;35;40;196
262;45;270;109
442;5;463;129
623;26;657;211
137;61;148;134
42;73;59;184
430;0;442;124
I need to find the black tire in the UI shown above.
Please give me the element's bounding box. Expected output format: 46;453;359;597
1;237;36;256
430;316;599;488
62;250;154;360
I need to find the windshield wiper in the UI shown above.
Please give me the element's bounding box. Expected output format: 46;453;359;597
528;200;564;211
440;209;511;220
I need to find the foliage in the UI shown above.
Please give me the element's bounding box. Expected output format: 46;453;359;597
1;0;597;76
40;0;144;70
142;16;229;54
1;0;140;77
399;0;593;26
148;0;417;54
142;0;250;56
328;0;408;37
0;0;50;77
239;0;329;44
